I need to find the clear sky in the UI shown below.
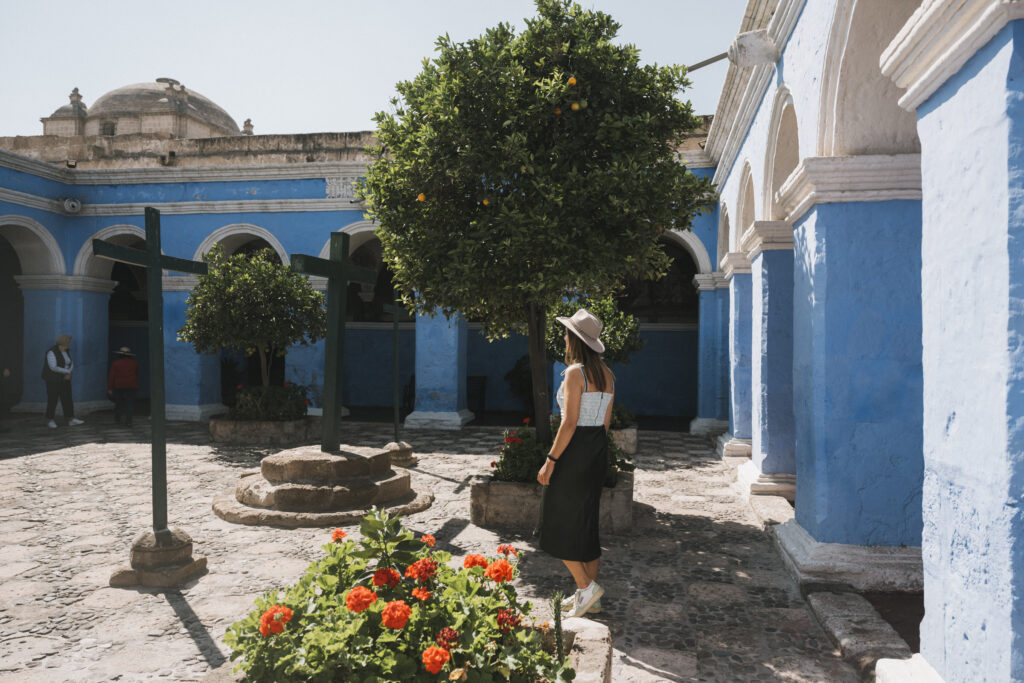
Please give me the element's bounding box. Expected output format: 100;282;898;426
0;0;748;138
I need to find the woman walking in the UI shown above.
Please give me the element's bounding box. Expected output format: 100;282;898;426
536;308;615;618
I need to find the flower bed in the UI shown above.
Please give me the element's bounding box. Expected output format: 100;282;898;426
223;509;577;682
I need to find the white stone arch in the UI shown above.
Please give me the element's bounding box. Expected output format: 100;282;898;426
763;86;801;220
665;229;713;275
73;224;147;277
736;162;756;245
318;220;379;258
193;223;288;263
717;206;731;269
817;0;920;156
0;215;65;275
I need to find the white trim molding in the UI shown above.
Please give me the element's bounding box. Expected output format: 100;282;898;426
323;219;379;257
71;161;368;186
741;221;793;261
763;86;799;219
706;0;808;187
882;0;1024;111
720;252;752;280
0;149;71;182
0;187;64;213
193;223;289;263
666;228;714;274
73;224;146;276
773;518;923;592
14;274;115;293
0;214;66;274
162;275;200;291
78;198;362;217
776;154;922;225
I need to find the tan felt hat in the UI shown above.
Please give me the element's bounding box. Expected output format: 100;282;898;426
555;308;605;353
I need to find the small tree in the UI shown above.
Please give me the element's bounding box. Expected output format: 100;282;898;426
545;295;643;366
361;0;714;444
177;244;327;389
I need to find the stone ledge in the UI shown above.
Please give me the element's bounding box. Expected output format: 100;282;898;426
209;416;317;445
735;460;796;501
807;591;913;677
688;417;729;436
875;653;943;682
773;519;923;592
212;488;434;529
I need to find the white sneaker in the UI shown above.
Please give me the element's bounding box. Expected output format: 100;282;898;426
588;598;602;614
68;418;84;426
47;420;57;429
560;590;581;613
568;581;604;618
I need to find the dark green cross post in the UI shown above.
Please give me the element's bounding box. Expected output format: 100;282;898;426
382;300;402;444
92;207;207;542
290;232;375;452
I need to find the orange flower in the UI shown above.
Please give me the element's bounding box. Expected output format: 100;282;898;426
555;107;562;115
567;76;577;86
411;587;431;601
258;605;293;637
571;102;580;111
405;557;438;582
463;554;488;570
484;558;514;583
331;528;347;542
422;645;451;674
372;567;401;588
381;599;412;629
421;533;436;547
496;544;518;557
417;192;426;202
345;586;378;612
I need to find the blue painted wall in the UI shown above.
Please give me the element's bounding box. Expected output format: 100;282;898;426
915;20;1024;681
468;330;530;413
728;274;752;439
792;200;922;547
414;312;468;413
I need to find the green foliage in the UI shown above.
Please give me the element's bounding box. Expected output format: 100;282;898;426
224;508;574;682
177;244;327;388
503;355;536;416
545;296;644;366
491;424;632;486
228;383;309;421
609;403;636;430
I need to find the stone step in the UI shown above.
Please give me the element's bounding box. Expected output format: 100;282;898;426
259;445;391;485
236;468;411;512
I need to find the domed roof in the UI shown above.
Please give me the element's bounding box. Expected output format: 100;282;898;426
88;80;239;134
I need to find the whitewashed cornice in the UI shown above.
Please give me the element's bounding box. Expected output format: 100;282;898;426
720;251;752;280
79;198;364;217
741;221;793;261
161;275;200;291
776;154;922;225
0;187;63;213
693;273;718;291
14;274;116;293
705;0;807;187
881;0;1024;111
0;150;70;182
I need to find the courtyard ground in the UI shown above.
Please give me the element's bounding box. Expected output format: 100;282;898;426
0;413;858;682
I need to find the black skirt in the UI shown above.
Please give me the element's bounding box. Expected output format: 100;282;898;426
538;426;607;562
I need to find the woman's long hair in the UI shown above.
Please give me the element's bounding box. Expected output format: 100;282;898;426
564;333;612;393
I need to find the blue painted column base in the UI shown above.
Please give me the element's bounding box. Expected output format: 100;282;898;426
690;275;729;436
406;310;473;430
164;288;224;421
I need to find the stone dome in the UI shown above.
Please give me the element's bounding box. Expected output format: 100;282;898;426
88;80;239;135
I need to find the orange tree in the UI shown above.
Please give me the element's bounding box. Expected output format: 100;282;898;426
361;0;714;444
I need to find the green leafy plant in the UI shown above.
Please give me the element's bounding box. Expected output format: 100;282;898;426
609;403;636;430
360;0;715;446
492;422;633;486
545;296;644;367
229;382;310;421
177;244;326;390
224;508;574;682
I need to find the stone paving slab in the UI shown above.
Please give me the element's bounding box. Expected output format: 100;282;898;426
0;414;858;682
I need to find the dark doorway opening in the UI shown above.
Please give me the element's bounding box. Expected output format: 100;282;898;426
0;235;23;408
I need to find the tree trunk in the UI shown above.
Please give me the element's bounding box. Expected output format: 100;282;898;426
527;302;552;446
257;346;270;389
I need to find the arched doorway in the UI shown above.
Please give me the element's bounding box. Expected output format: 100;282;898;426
0;234;24;408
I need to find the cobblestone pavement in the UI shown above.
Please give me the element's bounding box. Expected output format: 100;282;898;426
0;413;858;682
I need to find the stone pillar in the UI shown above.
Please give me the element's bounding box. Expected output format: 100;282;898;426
405;309;473;429
720;253;752;457
715;284;730;421
163;277;223;421
14;276;115;415
738;223;795;499
879;9;1024;681
690;273;730;435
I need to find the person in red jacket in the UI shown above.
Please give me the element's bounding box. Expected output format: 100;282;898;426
108;346;140;426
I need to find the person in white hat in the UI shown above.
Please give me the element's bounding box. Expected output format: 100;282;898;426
107;346;139;426
536;308;615;618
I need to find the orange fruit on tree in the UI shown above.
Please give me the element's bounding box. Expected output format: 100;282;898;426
568;76;577;86
416;193;426;202
482;198;490;206
555;108;562;115
571;102;580;111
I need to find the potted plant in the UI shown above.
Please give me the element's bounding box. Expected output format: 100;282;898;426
177;244;327;444
223;508;577;682
609;403;638;455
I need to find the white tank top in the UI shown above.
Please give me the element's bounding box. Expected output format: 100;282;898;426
556;363;613;427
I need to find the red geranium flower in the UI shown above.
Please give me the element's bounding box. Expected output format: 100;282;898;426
463;554;488;570
405;557;438;582
411;587;431;601
372;567;401;588
490;461;497;468
523;417;531;424
331;528;347;542
484;558;514;583
436;626;459;650
496;608;521;633
422;645;451;674
258;605;293;637
496;544;518;557
345;586;377;612
381;600;412;629
420;533;436;547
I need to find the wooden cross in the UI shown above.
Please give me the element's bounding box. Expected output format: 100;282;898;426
290;232;376;452
92;207;207;542
382;300;402;444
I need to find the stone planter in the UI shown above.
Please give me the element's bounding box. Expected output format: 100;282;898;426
610;425;637;454
209;416;317;446
470;471;632;534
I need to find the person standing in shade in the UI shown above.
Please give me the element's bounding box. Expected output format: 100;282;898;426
536;309;614;618
107;346;139;426
42;334;83;429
